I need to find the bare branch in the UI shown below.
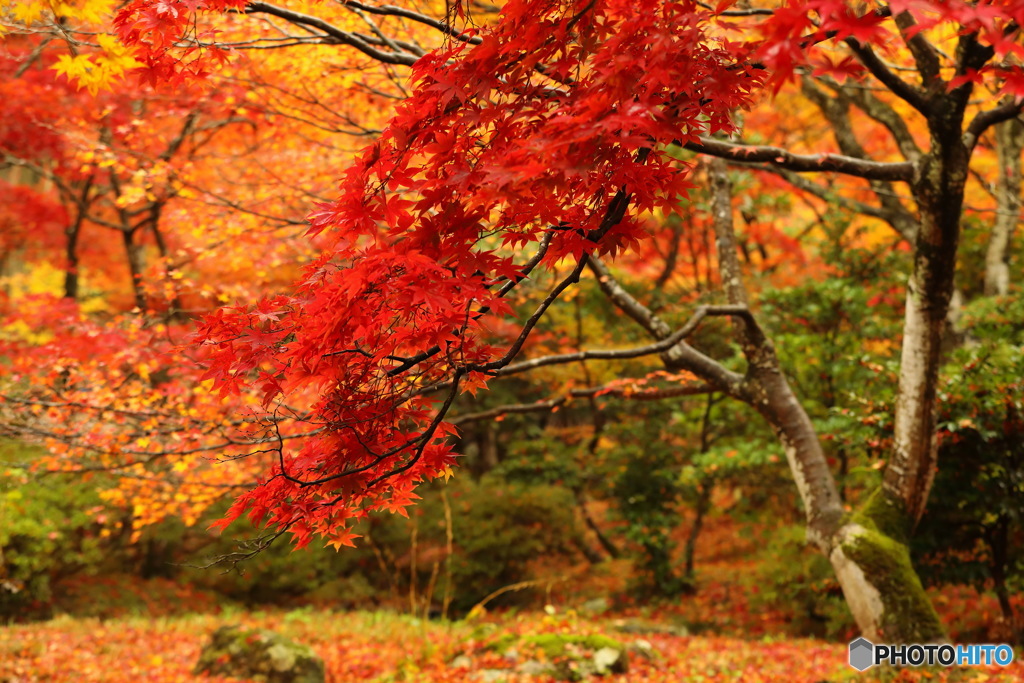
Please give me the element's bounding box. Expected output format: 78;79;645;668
450;397;568;425
844;37;932;114
244;2;420;65
341;0;482;45
818;78;922;161
964;99;1024;151
450;381;714;425
799;78;918;240
748;164;891;220
892;10;942;87
587;256;747;397
588;256;672;339
685;136;914;182
695;0;774;16
495;303;748;378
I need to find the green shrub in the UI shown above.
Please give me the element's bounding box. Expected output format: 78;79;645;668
0;442;116;620
612;442;688;598
434;476;583;613
167;502;374;606
749;525;853;639
0;440;586;617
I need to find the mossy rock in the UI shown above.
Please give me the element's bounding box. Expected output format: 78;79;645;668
490;633;628;680
193;625;325;683
613;620;689;638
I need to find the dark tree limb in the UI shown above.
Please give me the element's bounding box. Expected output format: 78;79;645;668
245;2;421;65
893;10;943;88
685;136;914;182
844;37;932;114
800;77;918;240
964;99;1024;151
818;77;922;161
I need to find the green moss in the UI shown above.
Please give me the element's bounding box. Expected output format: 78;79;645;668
839;486;945;643
847;488;910;545
488;632;624;657
841;527;945;643
521;634;625;659
487;633;518;654
486;632;628;680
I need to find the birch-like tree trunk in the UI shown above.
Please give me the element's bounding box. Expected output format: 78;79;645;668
985;118;1024;296
708;159;944;642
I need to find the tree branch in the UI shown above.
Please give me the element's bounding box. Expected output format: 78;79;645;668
893;10;942;88
586;257;748;397
588;256;672;339
819;78;922;161
844;37;932;114
684;136;914;182
450;381;714;425
341;0;482;45
494;304;748;377
245;2;420;65
749;164;892;220
964;99;1024;151
800;78;918;240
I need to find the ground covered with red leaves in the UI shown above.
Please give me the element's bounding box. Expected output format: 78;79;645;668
2;607;1021;683
3;513;1021;682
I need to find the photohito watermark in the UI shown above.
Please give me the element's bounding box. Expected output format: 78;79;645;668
848;638;1015;671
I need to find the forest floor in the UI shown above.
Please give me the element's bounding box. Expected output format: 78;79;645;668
2;515;1021;682
1;606;1022;682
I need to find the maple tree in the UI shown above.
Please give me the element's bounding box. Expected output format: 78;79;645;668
3;0;1024;646
0;0;443;533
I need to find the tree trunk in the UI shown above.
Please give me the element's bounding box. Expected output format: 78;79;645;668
592;158;950;643
64;220;81;300
743;337;944;642
122;227;148;311
987;516;1018;643
684;394;716;580
708;158;945;642
985;118;1023;296
63;176;92;300
828;490;945;642
885;129;968;526
150;204;185;316
683;478;711;580
574;488;620;560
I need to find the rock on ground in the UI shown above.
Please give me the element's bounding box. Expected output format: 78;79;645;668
193;624;325;683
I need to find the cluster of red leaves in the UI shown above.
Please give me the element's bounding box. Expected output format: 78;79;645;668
113;0;247;86
178;0;762;549
0;183;68;258
108;0;1024;554
0;43;69;161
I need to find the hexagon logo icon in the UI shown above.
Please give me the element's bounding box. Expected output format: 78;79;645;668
849;637;874;671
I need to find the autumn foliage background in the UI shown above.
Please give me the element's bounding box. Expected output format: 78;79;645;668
1;0;1024;680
